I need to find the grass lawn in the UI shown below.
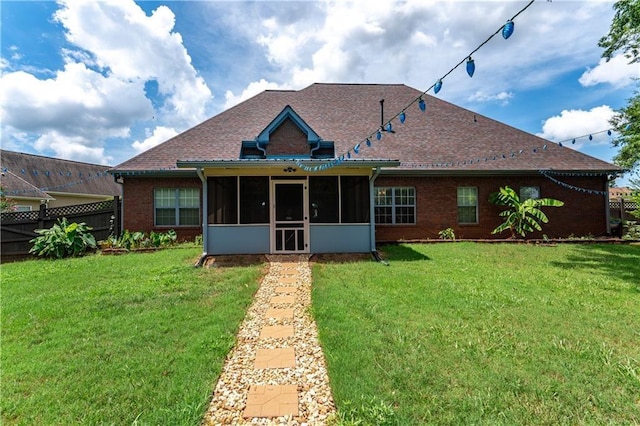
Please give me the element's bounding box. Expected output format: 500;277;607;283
1;247;262;425
312;243;640;425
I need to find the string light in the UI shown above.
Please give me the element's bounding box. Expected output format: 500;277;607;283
296;0;537;172
502;20;515;39
538;170;608;196
466;57;475;77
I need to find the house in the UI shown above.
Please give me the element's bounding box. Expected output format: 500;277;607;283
112;83;620;255
609;187;639;200
0;150;122;210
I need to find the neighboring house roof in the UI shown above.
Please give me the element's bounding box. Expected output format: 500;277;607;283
113;83;619;174
0;169;53;200
0;150;121;198
609;187;639;199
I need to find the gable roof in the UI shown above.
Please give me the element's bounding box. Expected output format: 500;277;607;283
0;169;53;200
1;150;121;198
113;83;618;174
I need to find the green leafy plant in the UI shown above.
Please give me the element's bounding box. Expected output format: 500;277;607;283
622;220;640;240
0;185;17;212
489;186;564;238
102;229;177;251
149;229;177;247
30;217;96;259
438;227;456;240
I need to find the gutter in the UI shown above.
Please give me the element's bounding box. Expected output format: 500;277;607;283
369;167;388;265
195;167;208;267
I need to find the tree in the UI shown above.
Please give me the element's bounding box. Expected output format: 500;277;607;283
599;0;640;64
489;186;564;239
610;90;640;174
600;0;640;178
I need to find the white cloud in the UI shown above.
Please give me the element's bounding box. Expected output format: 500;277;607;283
53;0;212;127
0;62;150;140
537;105;615;148
132;126;178;153
35;132;112;165
579;54;639;88
226;0;617;106
224;79;289;109
468;91;514;105
0;0;211;165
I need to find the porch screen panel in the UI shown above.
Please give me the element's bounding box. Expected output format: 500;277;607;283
340;176;369;223
208;177;238;224
309;176;339;223
240;176;269;224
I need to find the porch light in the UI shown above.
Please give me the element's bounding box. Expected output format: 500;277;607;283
434;79;443;94
466;57;475;77
502;20;514;39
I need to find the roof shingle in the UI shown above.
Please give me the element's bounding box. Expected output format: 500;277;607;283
113;83;618;173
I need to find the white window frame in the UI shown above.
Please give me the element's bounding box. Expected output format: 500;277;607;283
457;186;478;224
154;188;200;227
374;187;416;225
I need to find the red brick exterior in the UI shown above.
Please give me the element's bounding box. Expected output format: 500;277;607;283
267;119;309;156
374;174;609;241
122;176;202;242
122;174;610;244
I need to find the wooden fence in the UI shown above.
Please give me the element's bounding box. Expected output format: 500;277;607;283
610;198;638;221
1;197;121;262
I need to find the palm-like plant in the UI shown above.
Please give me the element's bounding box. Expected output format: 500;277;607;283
489;186;564;238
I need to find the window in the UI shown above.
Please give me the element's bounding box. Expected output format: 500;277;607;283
14;205;32;212
154;188;200;226
374;187;416;224
457;187;478;224
341;176;369;223
240;177;269;224
208;177;237;224
309;176;339;223
520;186;540;201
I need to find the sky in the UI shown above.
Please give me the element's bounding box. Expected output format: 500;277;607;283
1;0;638;185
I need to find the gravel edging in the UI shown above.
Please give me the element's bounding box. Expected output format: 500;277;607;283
202;255;336;425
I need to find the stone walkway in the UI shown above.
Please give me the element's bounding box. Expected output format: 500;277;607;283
202;255;336;425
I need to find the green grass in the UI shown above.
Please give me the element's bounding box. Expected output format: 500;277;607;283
1;247;262;425
312;243;640;425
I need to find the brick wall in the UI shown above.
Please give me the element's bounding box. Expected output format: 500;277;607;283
122;176;202;242
267;119;309;156
374;174;609;241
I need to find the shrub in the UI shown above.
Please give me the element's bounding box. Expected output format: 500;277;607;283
30;218;96;259
489;186;564;238
438;227;456;240
101;229;177;251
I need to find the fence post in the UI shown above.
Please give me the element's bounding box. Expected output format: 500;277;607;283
113;195;121;236
38;203;47;229
619;197;625;220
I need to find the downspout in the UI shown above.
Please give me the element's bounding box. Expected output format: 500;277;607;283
369;167;388;265
310;140;321;157
196;167;208;267
605;173;612;236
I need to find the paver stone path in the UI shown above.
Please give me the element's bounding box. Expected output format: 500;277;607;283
202;255;336;425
